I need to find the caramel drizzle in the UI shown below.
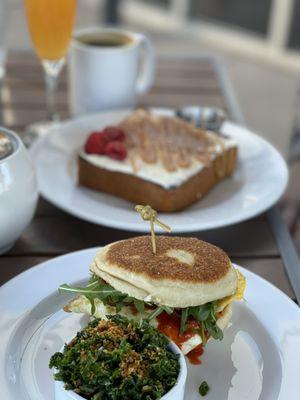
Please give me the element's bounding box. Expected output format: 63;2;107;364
121;110;227;173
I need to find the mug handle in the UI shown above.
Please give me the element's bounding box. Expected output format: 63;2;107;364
135;34;155;94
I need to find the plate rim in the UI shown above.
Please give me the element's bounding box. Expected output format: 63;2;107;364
30;108;289;232
0;248;299;400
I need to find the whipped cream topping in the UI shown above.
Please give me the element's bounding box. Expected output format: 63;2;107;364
80;109;237;189
80;150;207;189
80;135;236;190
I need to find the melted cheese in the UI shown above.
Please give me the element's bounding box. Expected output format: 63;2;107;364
217;270;246;311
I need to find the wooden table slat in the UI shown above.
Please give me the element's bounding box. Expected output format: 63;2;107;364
8;206;278;259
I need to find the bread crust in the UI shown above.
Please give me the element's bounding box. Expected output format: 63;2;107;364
91;236;238;308
105;236;230;283
78;146;237;212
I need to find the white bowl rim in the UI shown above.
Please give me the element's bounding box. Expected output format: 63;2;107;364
53;337;187;400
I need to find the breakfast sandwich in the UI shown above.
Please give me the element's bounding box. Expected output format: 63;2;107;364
62;236;245;364
78;109;237;212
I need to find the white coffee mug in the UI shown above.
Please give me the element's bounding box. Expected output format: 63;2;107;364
68;27;155;115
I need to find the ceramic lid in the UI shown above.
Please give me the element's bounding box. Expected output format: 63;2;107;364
0;130;16;160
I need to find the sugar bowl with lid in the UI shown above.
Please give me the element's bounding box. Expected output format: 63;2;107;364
0;128;38;254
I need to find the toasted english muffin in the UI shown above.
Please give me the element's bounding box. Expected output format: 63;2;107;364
62;235;246;359
91;236;238;308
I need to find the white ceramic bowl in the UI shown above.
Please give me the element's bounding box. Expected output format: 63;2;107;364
0;127;38;254
54;341;187;400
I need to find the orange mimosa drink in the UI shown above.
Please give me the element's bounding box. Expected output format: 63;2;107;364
24;0;76;60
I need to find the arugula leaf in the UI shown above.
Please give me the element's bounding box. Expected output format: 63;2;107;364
134;299;145;314
197;304;212;321
115;302;123;313
59;283;118;296
199;323;206;345
59;280;134;311
199;381;210;396
59;277;174;324
204;319;223;340
85;294;96;315
178;301;223;343
180;308;188;335
163;305;174;315
147;306;174;322
59;276;223;344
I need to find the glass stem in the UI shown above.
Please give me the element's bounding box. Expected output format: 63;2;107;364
42;59;65;122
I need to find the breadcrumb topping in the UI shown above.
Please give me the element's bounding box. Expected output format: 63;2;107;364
86;320;153;378
120;350;145;379
49;315;180;400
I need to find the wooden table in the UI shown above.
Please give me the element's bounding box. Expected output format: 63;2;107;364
0;52;299;304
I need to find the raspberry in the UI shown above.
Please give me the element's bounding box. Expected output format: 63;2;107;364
102;126;126;142
84;132;106;154
105;141;127;160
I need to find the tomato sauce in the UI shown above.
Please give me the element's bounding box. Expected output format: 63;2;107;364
156;311;205;364
186;344;204;364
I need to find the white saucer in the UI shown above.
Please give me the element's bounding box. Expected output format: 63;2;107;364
30;109;288;232
0;248;299;399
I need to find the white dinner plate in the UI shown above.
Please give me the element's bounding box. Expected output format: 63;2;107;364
0;248;299;400
30;108;288;232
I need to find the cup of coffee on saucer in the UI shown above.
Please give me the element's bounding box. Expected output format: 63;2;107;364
69;27;155;115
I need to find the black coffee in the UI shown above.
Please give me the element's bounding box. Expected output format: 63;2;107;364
77;32;133;48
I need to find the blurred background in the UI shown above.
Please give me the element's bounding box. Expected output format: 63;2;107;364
4;0;300;154
2;0;300;249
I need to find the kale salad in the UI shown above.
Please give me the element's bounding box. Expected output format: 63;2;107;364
49;315;180;400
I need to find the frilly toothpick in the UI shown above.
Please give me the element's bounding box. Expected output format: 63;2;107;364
134;204;171;254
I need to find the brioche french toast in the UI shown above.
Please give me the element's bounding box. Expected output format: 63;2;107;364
78;110;237;211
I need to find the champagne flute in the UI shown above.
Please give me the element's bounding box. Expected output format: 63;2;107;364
23;0;76;141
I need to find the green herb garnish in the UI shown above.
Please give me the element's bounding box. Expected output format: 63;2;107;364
199;381;210;396
60;275;223;343
179;303;223;342
60;275;147;315
49;315;180;400
59;275;175;324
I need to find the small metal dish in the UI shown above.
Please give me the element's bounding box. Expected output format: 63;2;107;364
176;105;226;131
